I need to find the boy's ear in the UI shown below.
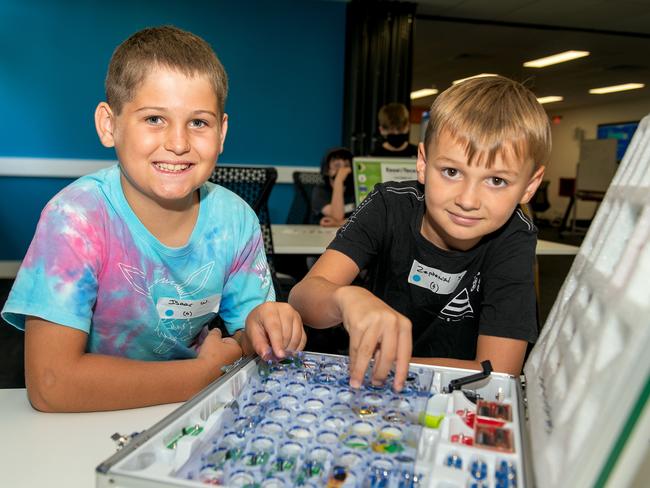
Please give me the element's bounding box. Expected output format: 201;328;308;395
416;142;427;184
218;114;228;155
519;165;546;204
95;102;116;148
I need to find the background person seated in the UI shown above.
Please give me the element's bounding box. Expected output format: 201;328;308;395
311;147;356;227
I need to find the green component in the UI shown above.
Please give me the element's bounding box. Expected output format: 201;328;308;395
245;452;270;466
166;424;204;449
345;441;368;450
385;441;405;453
271;458;294;472
418;412;444;429
258;361;272;378
226;447;243;461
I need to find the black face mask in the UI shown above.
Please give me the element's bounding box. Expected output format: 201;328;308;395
385;133;409;148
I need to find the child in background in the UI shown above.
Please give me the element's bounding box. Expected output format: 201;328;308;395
1;26;305;412
290;76;549;391
371;102;419;157
311;147;356;227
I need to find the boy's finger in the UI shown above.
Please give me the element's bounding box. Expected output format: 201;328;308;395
247;322;272;358
372;327;397;385
347;326;362;386
222;337;238;346
298;329;307;351
281;316;294;351
392;320;412;391
263;312;286;359
287;314;304;352
349;326;379;388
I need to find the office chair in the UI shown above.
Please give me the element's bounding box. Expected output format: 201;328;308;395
286;171;324;224
208;165;293;301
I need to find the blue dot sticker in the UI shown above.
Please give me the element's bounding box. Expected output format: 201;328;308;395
165;309;174;317
412;275;421;282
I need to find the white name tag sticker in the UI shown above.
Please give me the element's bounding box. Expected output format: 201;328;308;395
156;294;221;319
408;260;466;294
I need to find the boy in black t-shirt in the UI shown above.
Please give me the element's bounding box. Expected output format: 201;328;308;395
289;76;550;390
371;102;419;157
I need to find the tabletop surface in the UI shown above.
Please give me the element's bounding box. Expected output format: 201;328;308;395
0;389;179;487
271;224;580;255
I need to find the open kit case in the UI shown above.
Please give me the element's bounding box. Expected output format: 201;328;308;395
96;115;650;488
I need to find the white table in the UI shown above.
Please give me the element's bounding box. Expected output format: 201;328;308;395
0;389;179;487
272;224;580;256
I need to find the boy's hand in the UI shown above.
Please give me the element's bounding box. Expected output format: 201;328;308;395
333;166;352;186
245;302;306;359
335;286;412;391
196;328;243;371
319;216;346;227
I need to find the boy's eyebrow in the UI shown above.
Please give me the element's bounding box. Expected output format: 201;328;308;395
435;155;520;176
434;155;465;165
134;107;218;118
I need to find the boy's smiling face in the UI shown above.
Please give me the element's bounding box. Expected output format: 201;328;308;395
95;65;227;212
416;129;545;251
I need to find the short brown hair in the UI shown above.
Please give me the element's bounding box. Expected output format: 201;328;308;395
105;26;228;115
423;76;551;169
378;103;410;131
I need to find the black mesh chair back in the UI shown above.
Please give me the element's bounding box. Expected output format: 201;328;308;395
209;165;277;215
286;171;324;224
208;165;286;299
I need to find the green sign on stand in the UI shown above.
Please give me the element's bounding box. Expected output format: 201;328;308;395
352;157;418;205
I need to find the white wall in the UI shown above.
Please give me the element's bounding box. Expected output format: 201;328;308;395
542;96;650;221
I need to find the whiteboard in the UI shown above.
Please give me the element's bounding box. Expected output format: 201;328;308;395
576;138;618;192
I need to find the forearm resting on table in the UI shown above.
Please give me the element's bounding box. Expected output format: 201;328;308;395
25;320;234;412
411;336;528;376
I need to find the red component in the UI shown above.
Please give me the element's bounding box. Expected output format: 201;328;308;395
450;433;474;446
476;417;505;427
465;412;476;428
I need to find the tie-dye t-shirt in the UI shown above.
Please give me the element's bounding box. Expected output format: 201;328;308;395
2;165;274;360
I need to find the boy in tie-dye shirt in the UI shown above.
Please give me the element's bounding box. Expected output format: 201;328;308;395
1;26;306;412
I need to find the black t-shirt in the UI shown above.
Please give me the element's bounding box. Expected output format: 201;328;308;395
371;143;419;158
328;180;538;359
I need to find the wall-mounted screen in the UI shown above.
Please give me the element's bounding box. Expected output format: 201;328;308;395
597;121;639;162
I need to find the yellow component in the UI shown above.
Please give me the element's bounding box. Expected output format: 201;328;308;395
418;412;444;429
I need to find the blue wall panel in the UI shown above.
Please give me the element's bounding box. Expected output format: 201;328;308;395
0;0;345;260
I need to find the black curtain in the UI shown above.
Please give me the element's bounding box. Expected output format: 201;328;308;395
342;0;416;156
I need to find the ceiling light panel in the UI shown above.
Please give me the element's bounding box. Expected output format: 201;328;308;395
524;50;590;68
410;88;439;99
589;83;645;94
537;96;564;104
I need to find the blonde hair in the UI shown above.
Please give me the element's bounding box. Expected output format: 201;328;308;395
105;25;228;115
424;76;551;169
378;103;410;131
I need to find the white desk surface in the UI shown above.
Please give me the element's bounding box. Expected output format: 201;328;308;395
0;388;179;487
272;224;580;256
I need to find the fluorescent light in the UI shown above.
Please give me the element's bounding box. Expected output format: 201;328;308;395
589;83;645;94
452;73;498;85
537;96;564;104
410;88;439;99
524;50;590;68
